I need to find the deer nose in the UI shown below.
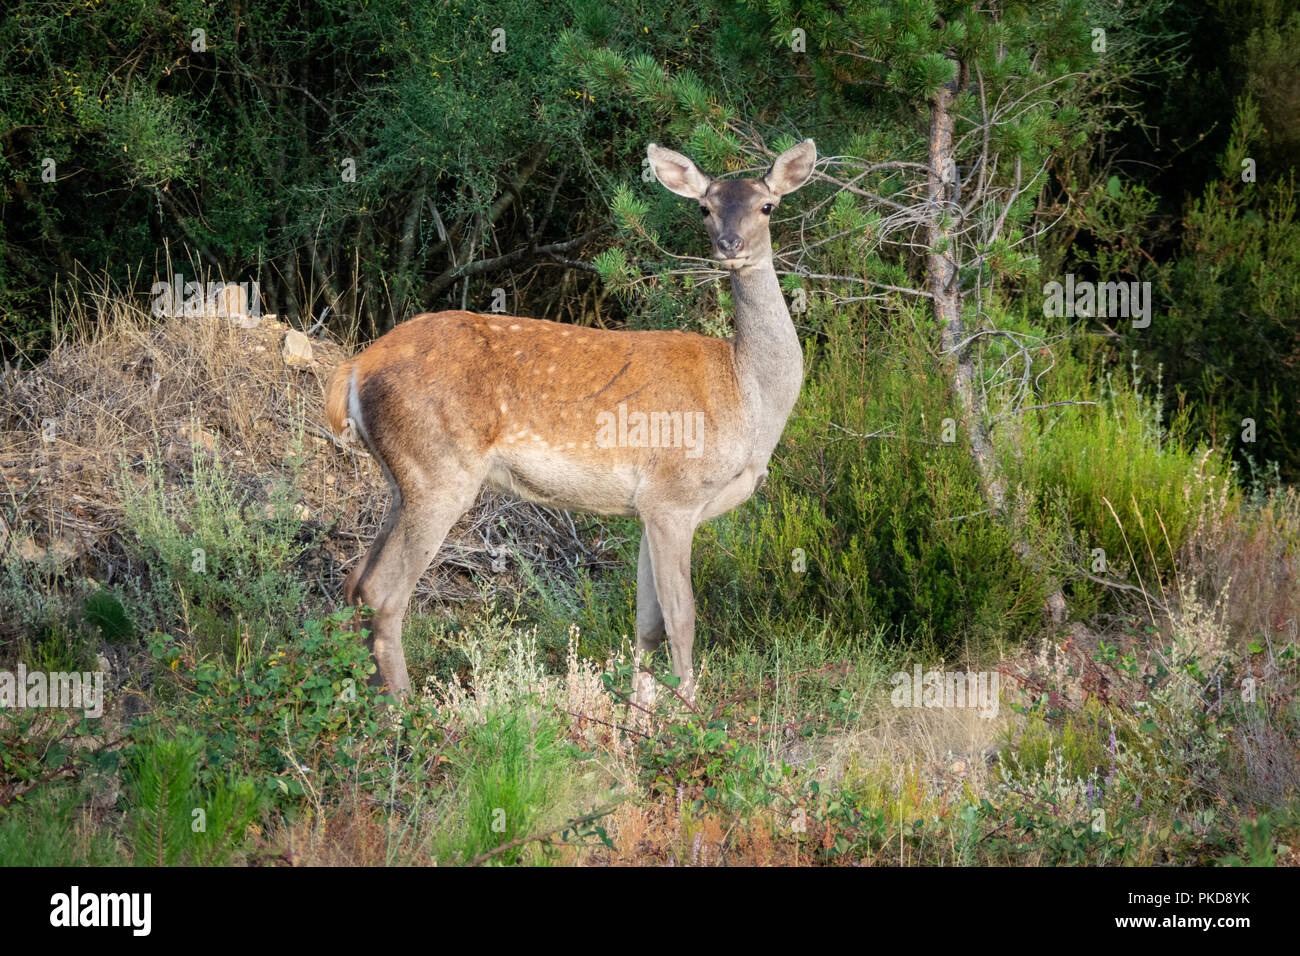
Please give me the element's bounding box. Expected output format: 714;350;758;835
717;233;744;254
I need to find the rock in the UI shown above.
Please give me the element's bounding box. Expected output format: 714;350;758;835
263;502;310;521
179;423;218;451
283;329;314;366
15;530;84;567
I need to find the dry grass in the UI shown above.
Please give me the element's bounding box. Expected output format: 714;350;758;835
280;802;394;867
1181;482;1300;650
568;799;794;866
3;278;1296;866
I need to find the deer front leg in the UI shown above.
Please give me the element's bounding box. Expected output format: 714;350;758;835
633;531;667;708
641;511;699;706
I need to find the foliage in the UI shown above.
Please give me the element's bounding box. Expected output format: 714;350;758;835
0;0;1297;870
1146;98;1300;481
119;440;316;658
123;731;261;866
137;608;406;813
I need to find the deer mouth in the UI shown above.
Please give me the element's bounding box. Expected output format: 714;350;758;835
714;254;751;270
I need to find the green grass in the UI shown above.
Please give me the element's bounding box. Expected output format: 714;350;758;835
440;705;570;864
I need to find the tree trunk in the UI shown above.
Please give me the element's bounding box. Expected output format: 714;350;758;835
927;63;1068;624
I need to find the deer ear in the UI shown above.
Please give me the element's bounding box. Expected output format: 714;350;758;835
764;139;816;196
647;143;712;199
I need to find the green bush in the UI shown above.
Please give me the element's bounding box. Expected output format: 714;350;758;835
444;706;568;865
695;312;1048;650
1009;353;1235;590
0;785;125;866
120;438;316;659
123;731;261;866
138;607;400;814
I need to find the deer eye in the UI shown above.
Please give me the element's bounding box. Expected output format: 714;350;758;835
700;206;710;217
761;203;774;215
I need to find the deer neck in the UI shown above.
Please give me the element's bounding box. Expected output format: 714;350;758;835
728;260;804;446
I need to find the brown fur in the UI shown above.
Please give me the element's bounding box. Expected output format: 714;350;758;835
327;310;742;514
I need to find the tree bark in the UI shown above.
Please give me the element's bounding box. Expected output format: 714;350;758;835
927;61;1068;624
390;170;429;324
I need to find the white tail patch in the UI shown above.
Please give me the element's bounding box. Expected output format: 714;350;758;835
344;364;371;449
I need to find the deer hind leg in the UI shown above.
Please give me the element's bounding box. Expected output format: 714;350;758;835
640;510;699;705
343;485;400;609
348;467;482;697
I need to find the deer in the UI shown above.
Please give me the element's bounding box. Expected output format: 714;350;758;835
324;139;816;706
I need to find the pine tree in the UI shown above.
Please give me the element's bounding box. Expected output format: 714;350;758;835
753;0;1145;619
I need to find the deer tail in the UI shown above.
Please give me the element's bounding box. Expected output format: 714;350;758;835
324;357;362;446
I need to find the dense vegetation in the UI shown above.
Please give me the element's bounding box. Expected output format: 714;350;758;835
0;0;1296;866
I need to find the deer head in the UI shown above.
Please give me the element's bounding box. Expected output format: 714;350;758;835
646;139;817;272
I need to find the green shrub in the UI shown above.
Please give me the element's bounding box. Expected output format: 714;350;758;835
0;785;125;865
1006;702;1117;783
0;541;97;668
445;706;568;865
1009;356;1235;590
120;435;316;659
138;607;402;814
123;731;261;866
82;588;135;645
695;312;1048;650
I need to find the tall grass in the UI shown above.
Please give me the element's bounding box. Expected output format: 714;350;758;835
1008;355;1236;593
